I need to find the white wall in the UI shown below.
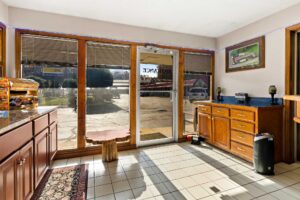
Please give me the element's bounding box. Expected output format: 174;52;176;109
216;3;300;97
4;7;216;77
0;1;8;23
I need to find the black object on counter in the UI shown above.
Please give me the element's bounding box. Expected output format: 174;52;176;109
253;133;275;175
191;135;205;145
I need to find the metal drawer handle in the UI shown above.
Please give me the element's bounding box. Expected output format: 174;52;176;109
237;136;244;139
17;160;23;166
239;125;245;128
237;114;245;117
237;147;244;152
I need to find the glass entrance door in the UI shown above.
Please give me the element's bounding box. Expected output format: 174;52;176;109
136;46;178;146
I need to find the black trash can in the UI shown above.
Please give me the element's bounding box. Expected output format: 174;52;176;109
253;133;274;175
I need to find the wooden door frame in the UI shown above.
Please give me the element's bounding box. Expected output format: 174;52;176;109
15;28;214;159
285;23;300;163
0;22;6;76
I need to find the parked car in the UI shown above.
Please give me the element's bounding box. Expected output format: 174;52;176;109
188;87;208;102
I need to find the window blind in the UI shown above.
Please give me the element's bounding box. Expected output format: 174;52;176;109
184;52;212;74
87;42;131;69
21;34;78;67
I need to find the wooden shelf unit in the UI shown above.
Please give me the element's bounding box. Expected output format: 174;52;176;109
197;102;283;162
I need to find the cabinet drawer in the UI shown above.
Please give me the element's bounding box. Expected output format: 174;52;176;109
0;122;32;161
34;114;49;135
231;141;253;161
49;110;57;125
231;130;254;147
212;107;229;117
231;120;255;134
198;105;211;114
231;109;255;122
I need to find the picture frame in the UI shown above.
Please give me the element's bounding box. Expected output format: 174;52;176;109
225;36;265;73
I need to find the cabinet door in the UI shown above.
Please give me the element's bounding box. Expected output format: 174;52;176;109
49;124;57;163
19;141;34;200
198;113;212;141
0;151;19;200
34;129;49;188
212;116;230;150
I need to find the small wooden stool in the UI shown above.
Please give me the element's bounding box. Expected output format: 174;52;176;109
86;129;130;162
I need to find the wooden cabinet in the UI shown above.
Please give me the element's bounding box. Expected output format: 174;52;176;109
0;141;34;200
0;151;18;200
0;108;58;199
49;123;58;163
197;103;283;162
34;129;49;188
212;116;230;150
198;113;212;141
19;141;34;200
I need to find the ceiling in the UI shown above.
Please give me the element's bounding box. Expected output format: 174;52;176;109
3;0;300;37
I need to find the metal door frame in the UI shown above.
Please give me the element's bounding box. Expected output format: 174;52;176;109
136;46;179;147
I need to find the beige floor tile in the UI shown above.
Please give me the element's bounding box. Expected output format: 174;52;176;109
243;182;266;198
87;187;95;199
176;176;198;188
255;194;279;200
114;190;135;200
95;194;115;200
133;186;153;200
95;175;111;186
110;173;127;183
225;187;253;200
270;189;299;200
172;189;196;200
112;180;131;193
187;185;211;199
95;184;114;198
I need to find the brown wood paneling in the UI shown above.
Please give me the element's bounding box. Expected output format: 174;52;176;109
231;109;255;122
212;116;230;150
0;22;6;76
77;39;86;149
19;141;34;200
0;151;19;200
15;30;21;78
49;123;58;162
198;113;212;141
212;106;230;117
49;110;57;125
0;122;32;161
34;114;49;135
178;51;184;139
231;120;255;134
34;129;48;188
231;130;254;147
231;141;253;162
198;105;211;114
130;44;137;145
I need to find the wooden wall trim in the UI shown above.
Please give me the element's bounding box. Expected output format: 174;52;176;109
0;22;6;77
130;44;137;145
77;39;86;149
178;51;184;139
15;30;21;78
284;23;300;163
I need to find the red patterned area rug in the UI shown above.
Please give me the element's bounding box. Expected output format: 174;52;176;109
31;164;88;200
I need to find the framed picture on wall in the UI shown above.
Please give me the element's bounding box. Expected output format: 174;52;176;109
225;36;265;73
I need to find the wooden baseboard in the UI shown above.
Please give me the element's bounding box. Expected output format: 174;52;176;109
54;144;136;160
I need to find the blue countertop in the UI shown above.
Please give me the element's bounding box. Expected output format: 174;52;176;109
194;96;283;108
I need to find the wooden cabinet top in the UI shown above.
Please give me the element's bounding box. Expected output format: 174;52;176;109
0;106;57;136
194;100;283;110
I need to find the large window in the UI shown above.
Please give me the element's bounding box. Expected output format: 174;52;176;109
85;42;131;145
183;52;212;135
21;34;78;150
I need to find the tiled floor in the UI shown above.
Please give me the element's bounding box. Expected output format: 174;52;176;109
52;142;300;200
